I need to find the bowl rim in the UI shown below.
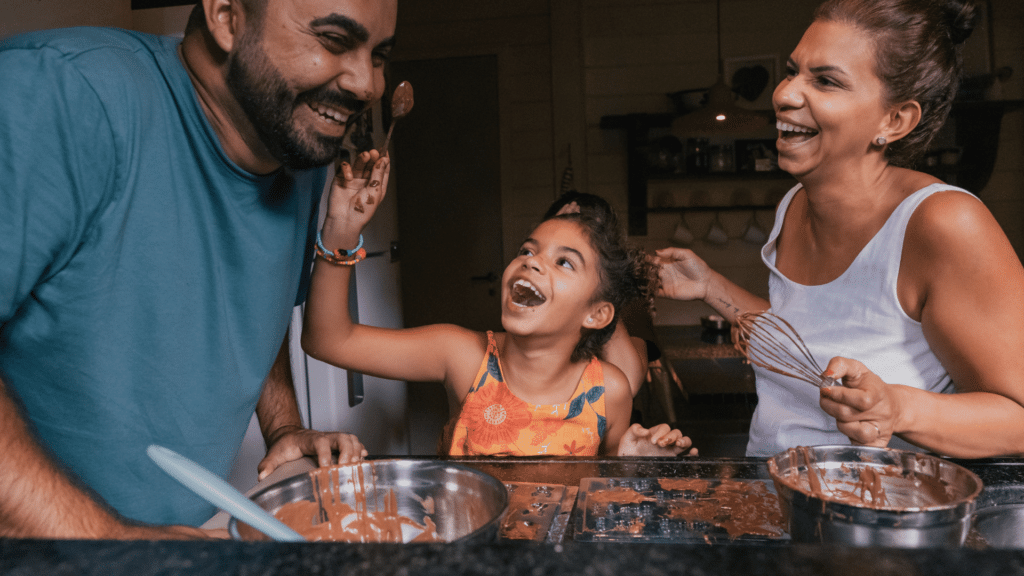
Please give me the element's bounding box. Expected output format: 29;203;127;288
767;445;984;514
228;459;509;542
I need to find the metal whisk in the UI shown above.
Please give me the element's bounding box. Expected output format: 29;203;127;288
734;311;840;388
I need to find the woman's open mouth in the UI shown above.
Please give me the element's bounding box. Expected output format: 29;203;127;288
777;120;819;144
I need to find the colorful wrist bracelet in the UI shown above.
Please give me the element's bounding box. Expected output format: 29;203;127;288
316;231;363;257
316;245;366;266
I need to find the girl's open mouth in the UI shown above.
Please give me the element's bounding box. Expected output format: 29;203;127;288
510;279;546;307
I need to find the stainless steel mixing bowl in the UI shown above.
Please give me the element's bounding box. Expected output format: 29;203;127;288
768;445;983;548
229;459;508;543
971;504;1024;548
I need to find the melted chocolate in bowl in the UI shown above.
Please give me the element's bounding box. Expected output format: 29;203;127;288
230;460;508;543
768;445;983;547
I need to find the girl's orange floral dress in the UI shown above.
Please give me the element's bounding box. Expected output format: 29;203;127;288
446;332;607;456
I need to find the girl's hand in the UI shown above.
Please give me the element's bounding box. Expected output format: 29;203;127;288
818;357;903;448
653;248;712;302
617;423;698;457
322;150;390;250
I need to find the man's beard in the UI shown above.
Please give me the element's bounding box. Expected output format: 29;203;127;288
225;28;365;170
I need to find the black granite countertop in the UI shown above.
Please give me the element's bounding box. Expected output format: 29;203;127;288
5;538;1024;576
4;456;1024;575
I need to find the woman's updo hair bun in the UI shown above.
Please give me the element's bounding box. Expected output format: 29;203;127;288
813;0;979;168
945;0;978;45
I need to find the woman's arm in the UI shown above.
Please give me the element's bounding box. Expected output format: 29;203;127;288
602;322;647;397
300;152;481;397
597;363;634;456
821;191;1024;457
654;247;769;322
598;362;694;456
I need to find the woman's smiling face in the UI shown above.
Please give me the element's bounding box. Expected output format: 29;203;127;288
500;219;607;338
773;19;892;180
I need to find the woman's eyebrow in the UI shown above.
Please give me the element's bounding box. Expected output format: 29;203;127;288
808;64;848;77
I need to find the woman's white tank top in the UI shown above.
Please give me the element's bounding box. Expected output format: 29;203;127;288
746;183;970;457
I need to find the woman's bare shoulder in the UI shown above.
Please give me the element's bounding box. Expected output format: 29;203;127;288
598;359;633;400
908;187;996;251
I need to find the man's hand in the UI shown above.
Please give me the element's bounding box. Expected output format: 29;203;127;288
258;428;367;481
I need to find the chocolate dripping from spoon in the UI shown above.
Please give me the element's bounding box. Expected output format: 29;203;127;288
379;80;413;154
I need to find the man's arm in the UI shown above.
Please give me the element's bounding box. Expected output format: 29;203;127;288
0;377;209;539
256;330;366;480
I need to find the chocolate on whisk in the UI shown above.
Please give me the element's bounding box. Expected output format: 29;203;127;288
733;311;839;388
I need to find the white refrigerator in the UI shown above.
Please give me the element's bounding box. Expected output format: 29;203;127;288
227;150;410;492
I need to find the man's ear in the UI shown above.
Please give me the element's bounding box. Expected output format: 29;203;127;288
881;100;922;145
585;302;615;331
203;0;244;54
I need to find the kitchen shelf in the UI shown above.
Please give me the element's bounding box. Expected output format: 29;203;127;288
647;171;794;182
647;204;776;213
602;100;1023;235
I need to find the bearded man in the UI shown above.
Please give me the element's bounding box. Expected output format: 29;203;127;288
0;0;395;538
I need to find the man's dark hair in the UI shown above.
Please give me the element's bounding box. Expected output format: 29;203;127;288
185;0;269;35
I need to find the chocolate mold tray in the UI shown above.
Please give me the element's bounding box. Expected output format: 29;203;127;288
572;477;790;544
499;482;568;541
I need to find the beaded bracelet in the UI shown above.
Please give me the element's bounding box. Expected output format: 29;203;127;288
316;245;366;266
316;231;363;257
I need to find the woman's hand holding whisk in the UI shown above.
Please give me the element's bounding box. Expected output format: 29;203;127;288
818;357;905;448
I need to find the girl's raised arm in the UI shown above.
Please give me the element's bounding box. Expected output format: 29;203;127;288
301;151;478;387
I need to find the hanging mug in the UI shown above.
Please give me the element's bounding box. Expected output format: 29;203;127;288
672;216;695;246
706;213;729;245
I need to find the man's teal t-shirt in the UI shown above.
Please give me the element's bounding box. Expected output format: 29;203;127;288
0;28;324;526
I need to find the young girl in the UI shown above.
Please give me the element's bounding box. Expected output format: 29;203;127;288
303;151;693;457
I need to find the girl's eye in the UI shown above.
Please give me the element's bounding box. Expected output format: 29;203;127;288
785;65;797;78
557;258;575;271
518;247;533;257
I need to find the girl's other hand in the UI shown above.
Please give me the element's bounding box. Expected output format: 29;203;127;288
653;248;712;302
617;423;698;457
818;357;901;448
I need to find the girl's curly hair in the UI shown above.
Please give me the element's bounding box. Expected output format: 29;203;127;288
541;193;660;363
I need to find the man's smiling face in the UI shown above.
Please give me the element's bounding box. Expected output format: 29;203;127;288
226;0;396;169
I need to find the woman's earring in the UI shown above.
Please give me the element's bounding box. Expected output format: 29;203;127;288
875;136;887;146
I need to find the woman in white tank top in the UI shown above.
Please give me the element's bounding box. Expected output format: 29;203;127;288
656;0;1024;458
